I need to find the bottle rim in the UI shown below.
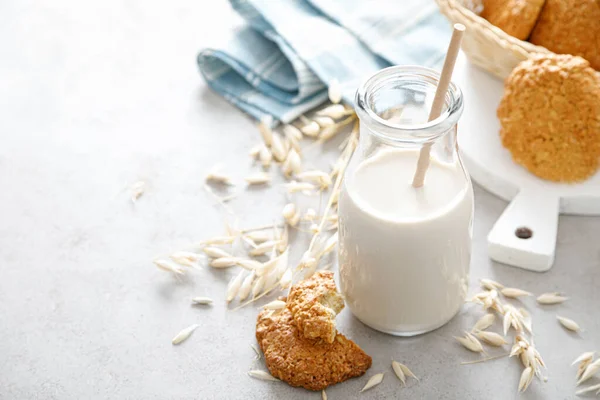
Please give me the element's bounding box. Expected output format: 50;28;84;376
355;65;464;144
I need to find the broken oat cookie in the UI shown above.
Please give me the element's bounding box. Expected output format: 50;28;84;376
256;307;371;391
287;271;345;343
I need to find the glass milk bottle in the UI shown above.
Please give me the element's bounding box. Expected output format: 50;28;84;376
338;66;473;336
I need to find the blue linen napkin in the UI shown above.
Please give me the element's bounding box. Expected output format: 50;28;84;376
197;0;450;123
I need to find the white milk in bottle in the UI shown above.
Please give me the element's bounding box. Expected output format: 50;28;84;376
338;66;473;336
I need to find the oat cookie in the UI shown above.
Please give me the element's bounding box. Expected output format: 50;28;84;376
497;54;600;182
287;271;345;343
255;307;372;391
481;0;545;40
530;0;600;70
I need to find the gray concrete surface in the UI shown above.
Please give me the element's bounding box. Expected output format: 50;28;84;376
1;1;598;399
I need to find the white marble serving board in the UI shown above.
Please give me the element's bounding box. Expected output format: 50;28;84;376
454;52;600;272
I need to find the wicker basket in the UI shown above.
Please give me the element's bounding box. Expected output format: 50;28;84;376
436;0;551;79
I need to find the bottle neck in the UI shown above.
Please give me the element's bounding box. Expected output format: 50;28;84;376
355;65;463;147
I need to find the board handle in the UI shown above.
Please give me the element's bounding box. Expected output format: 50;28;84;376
487;190;560;272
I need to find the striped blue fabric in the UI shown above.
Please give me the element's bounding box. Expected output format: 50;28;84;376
197;0;450;123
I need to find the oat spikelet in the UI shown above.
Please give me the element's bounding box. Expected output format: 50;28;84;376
154;259;185;276
510;335;545;381
238;271;255;301
297;170;332;189
249;240;279;257
191;296;213;305
472;314;495;332
282;148;302;176
242;236;258;250
360;373;384;392
252;275;266;298
578;360;600;385
170;251;201;267
314;116;335;128
251;344;261;360
300;121;320;137
283;124;303;141
578;361;592;380
536;292;568;305
303;259;318;279
470;289;503;312
277;227;289;253
263;268;280;295
205;165;232;185
321;232;338;256
480;278;504;290
263;300;286;310
245;172;271;185
259;145;272;168
245;231;271;243
298;250;318;271
271;133;286;162
391;361;406;386
285;136;300;155
210;257;239;268
303;208;317;221
279;269;293;289
283;181;316;194
203;247;232;259
502;305;524;335
248;370;279;382
309;223;320;234
255;255;280;277
172;324;199;345
226;270;245;303
258;115;273;146
317;104;348;119
501;288;532;298
518;366;534;393
318;124;340;142
249;143;262;158
200;235;236;245
131;181;145;202
576;383;600;395
572;351;595;366
475;331;508;347
557;316;581;332
272;249;289;279
281;203;297;220
509;336;527;358
455;332;485;353
282;203;299;225
328;78;342;104
317;115;355;143
396;362;419;381
237;259;263;271
518;308;533;333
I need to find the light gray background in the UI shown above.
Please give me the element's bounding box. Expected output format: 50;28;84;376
1;1;598;399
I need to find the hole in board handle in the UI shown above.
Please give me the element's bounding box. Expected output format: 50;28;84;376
515;227;533;239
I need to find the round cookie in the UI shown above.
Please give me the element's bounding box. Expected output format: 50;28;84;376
481;0;545;40
497;54;600;182
530;0;600;70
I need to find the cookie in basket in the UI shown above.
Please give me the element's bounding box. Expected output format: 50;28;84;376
480;0;545;40
530;0;600;70
497;54;600;182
